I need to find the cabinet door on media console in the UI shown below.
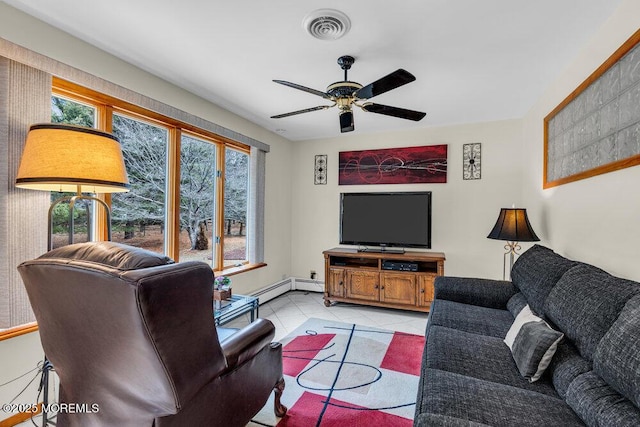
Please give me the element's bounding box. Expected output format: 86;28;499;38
418;274;436;308
327;268;346;298
380;272;417;305
345;270;380;302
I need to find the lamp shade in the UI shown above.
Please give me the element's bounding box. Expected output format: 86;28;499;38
487;208;540;242
15;123;129;193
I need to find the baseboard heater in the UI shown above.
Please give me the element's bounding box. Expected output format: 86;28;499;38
251;278;293;303
249;277;324;304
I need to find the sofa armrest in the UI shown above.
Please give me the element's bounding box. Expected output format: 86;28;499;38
220;318;276;371
434;276;517;309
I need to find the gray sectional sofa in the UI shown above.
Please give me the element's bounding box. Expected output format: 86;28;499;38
415;244;640;426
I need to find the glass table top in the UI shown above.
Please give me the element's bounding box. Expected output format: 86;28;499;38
213;294;259;325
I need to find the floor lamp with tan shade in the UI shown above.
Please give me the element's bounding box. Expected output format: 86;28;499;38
15;123;130;426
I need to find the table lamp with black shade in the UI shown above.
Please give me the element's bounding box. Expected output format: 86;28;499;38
15;123;129;426
487;207;540;280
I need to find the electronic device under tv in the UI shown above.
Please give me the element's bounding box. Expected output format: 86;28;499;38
340;191;432;252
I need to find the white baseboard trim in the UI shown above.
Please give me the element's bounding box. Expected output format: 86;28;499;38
249;277;324;304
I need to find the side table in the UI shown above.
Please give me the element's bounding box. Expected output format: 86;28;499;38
213;294;259;326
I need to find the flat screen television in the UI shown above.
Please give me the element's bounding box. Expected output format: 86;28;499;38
340;192;432;251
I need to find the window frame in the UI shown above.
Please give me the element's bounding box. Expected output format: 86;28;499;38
52;78;255;272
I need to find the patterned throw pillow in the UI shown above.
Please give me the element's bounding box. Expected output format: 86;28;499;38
504;305;564;382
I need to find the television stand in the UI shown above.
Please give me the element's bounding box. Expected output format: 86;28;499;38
323;247;445;312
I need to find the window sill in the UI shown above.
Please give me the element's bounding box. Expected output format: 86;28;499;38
0;321;39;341
218;262;267;277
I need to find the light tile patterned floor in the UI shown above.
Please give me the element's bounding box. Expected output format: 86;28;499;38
225;290;428;341
240;291;428;426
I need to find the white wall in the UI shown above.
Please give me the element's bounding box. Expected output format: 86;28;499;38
0;332;45;416
291;119;525;281
522;0;640;281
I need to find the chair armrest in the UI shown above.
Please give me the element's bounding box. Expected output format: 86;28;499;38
434;276;517;309
220;318;276;371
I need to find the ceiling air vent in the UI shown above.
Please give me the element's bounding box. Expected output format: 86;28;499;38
302;9;351;41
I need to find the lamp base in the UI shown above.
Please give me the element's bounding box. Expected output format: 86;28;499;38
48;188;112;251
502;241;521;281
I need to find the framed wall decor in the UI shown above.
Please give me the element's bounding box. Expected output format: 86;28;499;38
463;143;481;180
314;154;327;184
338;144;447;185
544;28;640;189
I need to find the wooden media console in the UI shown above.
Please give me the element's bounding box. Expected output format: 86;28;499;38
323;247;445;312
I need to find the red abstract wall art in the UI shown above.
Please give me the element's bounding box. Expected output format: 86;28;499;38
338;144;448;185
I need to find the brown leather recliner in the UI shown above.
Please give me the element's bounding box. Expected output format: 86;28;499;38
18;241;287;427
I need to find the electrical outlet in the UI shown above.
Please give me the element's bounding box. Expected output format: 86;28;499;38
310;270;316;280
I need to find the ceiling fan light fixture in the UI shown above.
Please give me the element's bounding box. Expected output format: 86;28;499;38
339;110;355;133
302;9;351;41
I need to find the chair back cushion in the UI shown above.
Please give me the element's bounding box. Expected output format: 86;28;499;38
39;241;174;270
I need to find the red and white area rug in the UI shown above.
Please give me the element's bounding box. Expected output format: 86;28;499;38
252;317;425;427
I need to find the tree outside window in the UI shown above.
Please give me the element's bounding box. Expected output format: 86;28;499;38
224;148;248;267
179;134;217;264
111;113;168;253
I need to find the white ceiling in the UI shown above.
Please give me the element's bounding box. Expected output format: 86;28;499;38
3;0;622;141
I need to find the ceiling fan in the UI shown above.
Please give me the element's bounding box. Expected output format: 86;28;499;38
271;55;426;133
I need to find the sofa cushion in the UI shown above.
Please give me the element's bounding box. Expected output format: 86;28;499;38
417;369;584;426
566;371;640;427
510;245;577;316
428;299;513;338
426;325;559;397
414;413;492;426
544;264;640;362
547;340;593;399
504;305;564;382
506;292;528;318
434;276;517;309
593;294;640;408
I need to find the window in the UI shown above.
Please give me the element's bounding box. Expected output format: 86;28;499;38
111;114;168;254
50;80;255;271
224;147;249;267
179;134;217;264
51;95;96;127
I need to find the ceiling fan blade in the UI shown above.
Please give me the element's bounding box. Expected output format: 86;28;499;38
273;80;332;100
270;105;331;119
339;110;355;133
354;69;416;100
362;103;426;121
